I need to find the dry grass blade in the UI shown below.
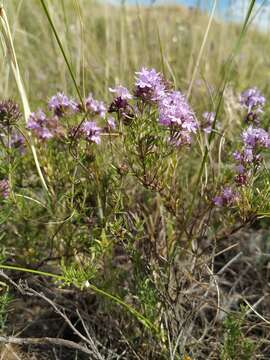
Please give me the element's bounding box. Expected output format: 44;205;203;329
187;0;217;99
0;5;49;194
243;297;270;325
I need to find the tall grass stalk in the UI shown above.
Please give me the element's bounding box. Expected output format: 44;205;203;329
0;5;49;194
74;0;86;100
187;0;217;99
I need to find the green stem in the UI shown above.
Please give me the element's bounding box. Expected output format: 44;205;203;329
0;264;62;279
0;264;159;335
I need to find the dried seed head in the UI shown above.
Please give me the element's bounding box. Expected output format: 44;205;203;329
0;100;21;126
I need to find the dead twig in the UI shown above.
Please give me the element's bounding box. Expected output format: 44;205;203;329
0;271;104;360
0;335;94;356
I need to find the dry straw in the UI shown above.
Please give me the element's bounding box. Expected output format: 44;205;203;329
0;5;49;194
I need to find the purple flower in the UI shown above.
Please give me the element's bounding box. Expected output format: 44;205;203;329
135;67;166;102
159;91;197;130
48;92;78;117
232;126;269;187
242;126;270;149
85;94;106;118
27;109;47;129
232;149;257;186
240;88;265;124
233;148;255;165
27;110;59;140
202;112;215;133
109;86;132;100
0;179;10;199
213;187;238;207
82;121;101;144
240;88;265;113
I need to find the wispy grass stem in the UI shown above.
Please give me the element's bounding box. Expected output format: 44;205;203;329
0;5;49;194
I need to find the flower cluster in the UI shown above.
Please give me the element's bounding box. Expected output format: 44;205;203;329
242;126;270;148
28;92;78;140
213;187;238;207
27;68;197;147
48;92;78;117
0;179;10;199
135;68;166;103
85;93;106;118
80;93;110;142
240;88;265;124
27;110;61;140
233;126;270;186
159;91;197;145
213;88;269;206
81;121;102;144
28;90;109;143
120;67;197;146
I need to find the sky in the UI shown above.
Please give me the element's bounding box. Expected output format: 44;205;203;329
110;0;270;30
121;0;229;8
117;0;267;6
